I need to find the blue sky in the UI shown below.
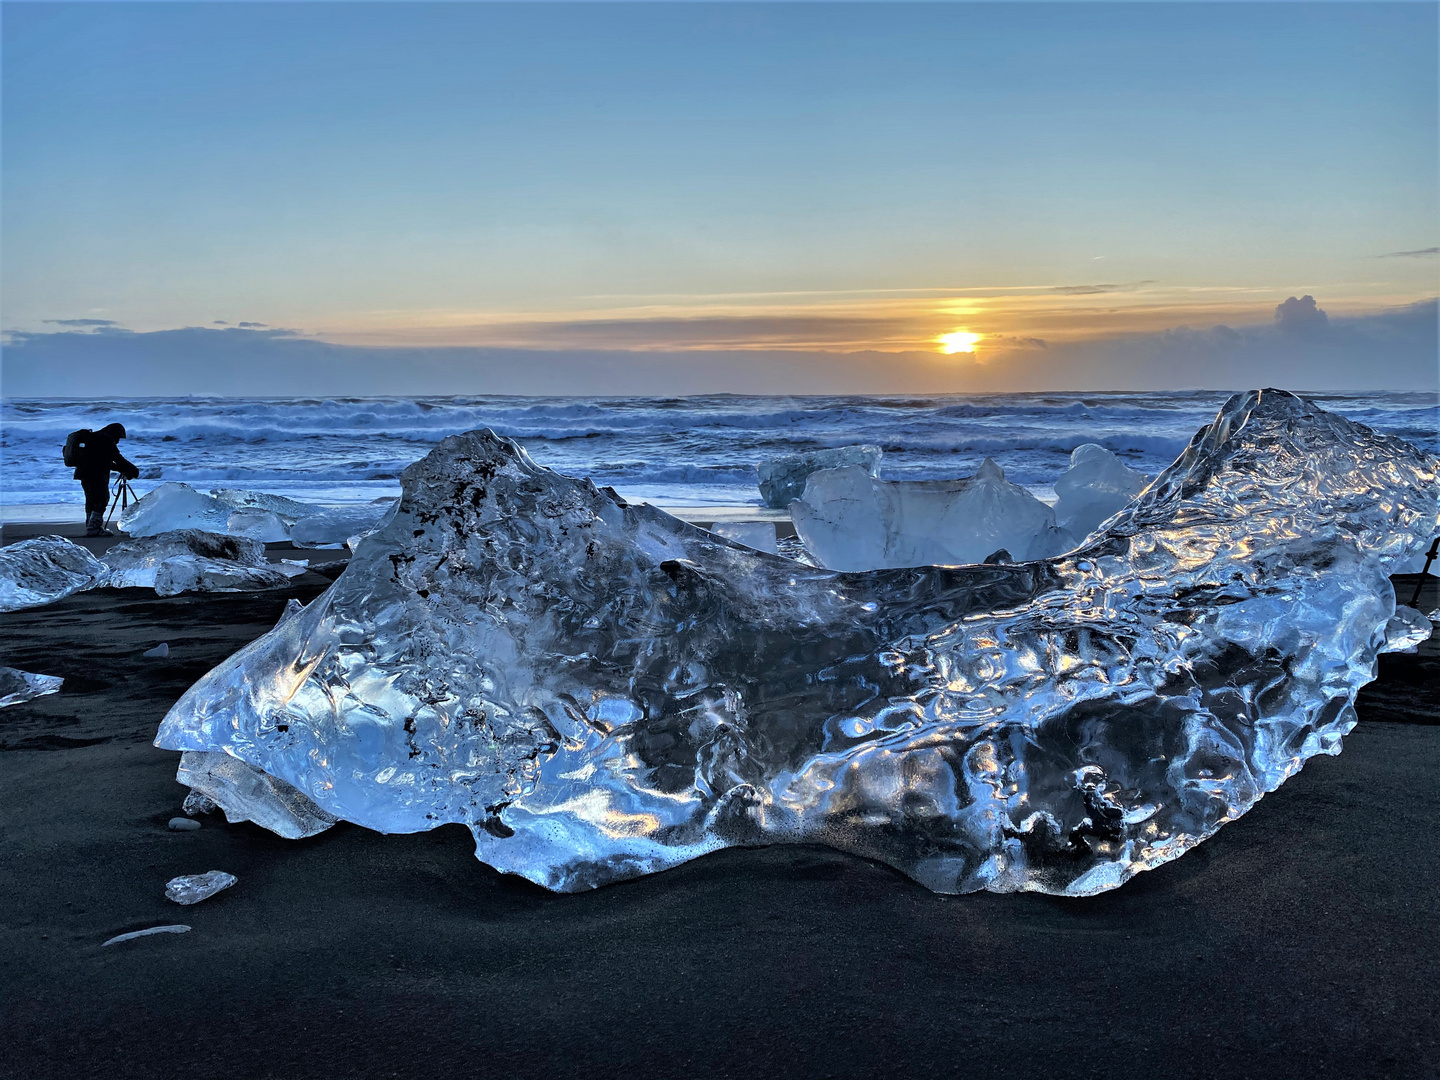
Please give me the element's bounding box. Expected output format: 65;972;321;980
2;2;1436;393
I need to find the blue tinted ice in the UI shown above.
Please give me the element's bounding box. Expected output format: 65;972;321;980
0;536;105;612
155;390;1438;895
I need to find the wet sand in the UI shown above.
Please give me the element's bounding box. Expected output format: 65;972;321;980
1;561;1436;1078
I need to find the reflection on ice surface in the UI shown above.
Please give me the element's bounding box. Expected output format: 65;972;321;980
156;390;1438;895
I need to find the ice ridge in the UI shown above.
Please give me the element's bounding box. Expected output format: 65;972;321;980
155;390;1439;896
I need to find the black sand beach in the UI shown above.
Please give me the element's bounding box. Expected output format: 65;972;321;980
1;544;1436;1080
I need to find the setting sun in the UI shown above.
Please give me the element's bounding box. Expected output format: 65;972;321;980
936;330;982;354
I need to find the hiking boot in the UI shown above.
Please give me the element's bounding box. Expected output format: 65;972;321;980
84;512;113;538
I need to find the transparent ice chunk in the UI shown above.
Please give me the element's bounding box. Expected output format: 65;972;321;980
119;483;232;537
164;870;237;905
1051;443;1152;541
791;458;1069;570
1381;605;1434;654
0;666;64;708
101;530;288;596
0;536;105;612
154;556;289;597
176;750;336;839
155;390;1439;896
757;445;883;509
122;483;321;540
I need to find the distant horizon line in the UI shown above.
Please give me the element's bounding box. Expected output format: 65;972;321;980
5;387;1437;404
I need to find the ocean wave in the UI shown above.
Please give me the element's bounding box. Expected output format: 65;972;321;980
3;391;1429;509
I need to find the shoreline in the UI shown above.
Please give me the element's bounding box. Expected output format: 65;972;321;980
1;505;801;555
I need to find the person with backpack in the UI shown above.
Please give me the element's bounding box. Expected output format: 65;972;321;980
64;423;140;537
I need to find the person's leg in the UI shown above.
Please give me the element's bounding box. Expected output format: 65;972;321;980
81;476;112;536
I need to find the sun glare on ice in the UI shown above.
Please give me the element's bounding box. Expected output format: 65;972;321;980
936;330;981;354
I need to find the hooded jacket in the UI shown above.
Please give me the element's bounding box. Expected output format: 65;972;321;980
72;423;140;482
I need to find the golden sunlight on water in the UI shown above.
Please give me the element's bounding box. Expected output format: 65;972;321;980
936;330;982;354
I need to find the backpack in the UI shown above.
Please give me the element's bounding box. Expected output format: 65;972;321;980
62;429;90;468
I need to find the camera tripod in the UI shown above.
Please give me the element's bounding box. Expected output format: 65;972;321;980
105;476;139;532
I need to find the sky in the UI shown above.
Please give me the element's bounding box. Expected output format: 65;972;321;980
2;1;1437;396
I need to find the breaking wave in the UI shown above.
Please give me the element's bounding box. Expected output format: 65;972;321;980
3;390;1434;507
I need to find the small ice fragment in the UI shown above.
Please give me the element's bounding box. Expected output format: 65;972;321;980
165;870;237;905
1380;605;1433;654
167;817;201;831
182;790;217;816
0;666;64;708
143;643;170;659
102;924;191;947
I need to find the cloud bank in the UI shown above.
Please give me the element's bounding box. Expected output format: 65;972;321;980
2;299;1434;397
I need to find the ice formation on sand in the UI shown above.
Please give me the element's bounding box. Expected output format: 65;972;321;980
0;536;106;612
756;445;882;509
101;530;290;596
156;391;1438;896
120;483;231;536
791;459;1067;571
1052;444;1152;541
0;667;64;708
122;483;327;542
